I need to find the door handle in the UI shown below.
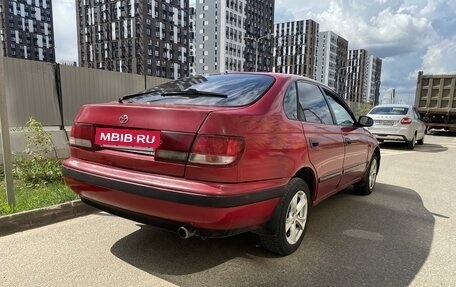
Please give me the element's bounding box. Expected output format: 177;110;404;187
309;138;319;148
344;138;352;145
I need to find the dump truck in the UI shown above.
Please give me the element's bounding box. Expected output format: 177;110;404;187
415;71;456;132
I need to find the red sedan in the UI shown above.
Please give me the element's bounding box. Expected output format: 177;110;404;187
63;73;380;255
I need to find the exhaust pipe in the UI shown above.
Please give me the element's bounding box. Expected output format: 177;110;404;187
177;226;195;239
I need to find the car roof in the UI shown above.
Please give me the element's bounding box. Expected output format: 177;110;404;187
255;72;324;85
199;72;337;94
372;104;413;108
208;72;324;86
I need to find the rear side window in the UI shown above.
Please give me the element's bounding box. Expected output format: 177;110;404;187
283;82;298;120
297;82;333;125
370;106;409;115
127;74;274;106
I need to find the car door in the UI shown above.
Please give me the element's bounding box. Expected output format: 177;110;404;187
322;88;371;188
296;81;345;202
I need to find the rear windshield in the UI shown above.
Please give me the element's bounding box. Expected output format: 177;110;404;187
369;106;409;115
127;74;275;106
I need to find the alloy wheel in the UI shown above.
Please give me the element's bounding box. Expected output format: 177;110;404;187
285;190;308;245
369;157;378;191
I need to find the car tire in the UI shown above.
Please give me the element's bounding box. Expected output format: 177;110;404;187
417;136;424;145
260;178;310;255
354;155;379;196
406;134;416;150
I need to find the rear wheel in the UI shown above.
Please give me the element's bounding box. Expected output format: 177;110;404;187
406;133;416;150
417;135;424;145
260;178;310;255
354;155;378;195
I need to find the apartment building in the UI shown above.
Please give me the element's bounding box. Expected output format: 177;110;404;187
346;49;382;104
346;49;368;103
0;0;55;62
191;0;274;74
243;0;274;72
367;55;382;105
273;19;319;79
77;0;190;80
316;31;348;95
191;0;246;74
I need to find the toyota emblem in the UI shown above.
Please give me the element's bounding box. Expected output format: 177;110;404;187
119;115;129;124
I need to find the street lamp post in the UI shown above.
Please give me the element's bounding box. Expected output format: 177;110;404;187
244;33;274;72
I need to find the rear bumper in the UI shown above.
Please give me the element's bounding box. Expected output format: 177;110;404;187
62;158;284;233
368;127;413;142
371;133;408;142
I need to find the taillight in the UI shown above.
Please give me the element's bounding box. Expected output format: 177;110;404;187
189;135;244;165
69;123;94;148
400;117;412;125
154;132;194;163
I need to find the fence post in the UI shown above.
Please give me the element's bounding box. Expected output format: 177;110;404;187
0;55;15;206
54;63;68;141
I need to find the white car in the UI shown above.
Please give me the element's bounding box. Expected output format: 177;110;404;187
366;104;426;150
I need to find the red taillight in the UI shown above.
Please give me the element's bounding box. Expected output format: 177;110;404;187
69;123;94;148
189;135;244;165
400;117;412;125
154;132;194;162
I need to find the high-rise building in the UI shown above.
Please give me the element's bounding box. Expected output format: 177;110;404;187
191;0;274;74
243;0;274;72
346;49;368;103
0;0;55;62
273;19;319;78
367;55;382;105
76;0;190;80
316;31;348;95
191;0;245;74
346;49;382;104
188;5;196;75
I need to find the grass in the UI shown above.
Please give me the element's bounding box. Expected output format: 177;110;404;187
0;179;78;216
0;117;79;216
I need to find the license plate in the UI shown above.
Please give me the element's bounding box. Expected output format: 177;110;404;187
94;128;160;149
375;120;394;126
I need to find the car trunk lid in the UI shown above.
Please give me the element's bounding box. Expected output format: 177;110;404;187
69;103;224;177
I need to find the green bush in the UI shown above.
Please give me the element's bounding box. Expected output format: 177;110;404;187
14;157;62;186
13;117;62;186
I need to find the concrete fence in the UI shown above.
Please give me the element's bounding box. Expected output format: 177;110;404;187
1;57;170;162
3;57;169;127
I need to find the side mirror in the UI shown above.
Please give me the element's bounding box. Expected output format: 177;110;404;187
358;116;374;127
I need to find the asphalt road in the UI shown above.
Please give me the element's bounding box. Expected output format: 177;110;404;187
1;133;455;287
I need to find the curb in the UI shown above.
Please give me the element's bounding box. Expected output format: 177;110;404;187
0;200;97;237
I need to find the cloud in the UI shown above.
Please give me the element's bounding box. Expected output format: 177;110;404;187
274;6;296;23
378;52;424;103
418;36;456;74
53;0;78;63
300;1;439;57
274;0;329;23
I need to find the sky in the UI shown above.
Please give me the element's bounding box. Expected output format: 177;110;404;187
53;0;456;104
